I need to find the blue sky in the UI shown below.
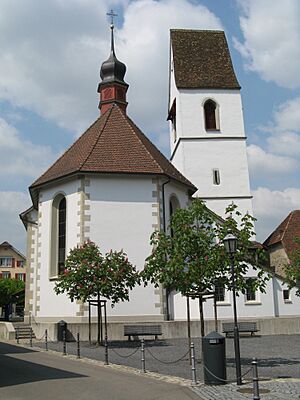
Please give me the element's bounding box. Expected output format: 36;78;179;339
0;0;299;252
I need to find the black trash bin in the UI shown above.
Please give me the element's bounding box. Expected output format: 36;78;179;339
57;320;67;342
202;331;226;385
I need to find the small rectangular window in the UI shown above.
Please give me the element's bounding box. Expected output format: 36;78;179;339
246;278;257;301
215;281;225;302
213;169;220;185
2;272;11;279
15;273;25;281
283;289;290;301
0;257;12;267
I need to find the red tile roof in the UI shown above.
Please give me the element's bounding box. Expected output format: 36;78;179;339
264;210;300;256
30;104;196;192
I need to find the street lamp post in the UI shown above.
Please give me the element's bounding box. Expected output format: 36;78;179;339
224;233;242;385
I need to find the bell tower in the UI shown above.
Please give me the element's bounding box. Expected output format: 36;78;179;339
168;29;253;219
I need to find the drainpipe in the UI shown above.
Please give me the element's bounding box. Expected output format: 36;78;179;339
161;177;171;320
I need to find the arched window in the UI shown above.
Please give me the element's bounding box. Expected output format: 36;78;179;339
50;194;66;277
169;195;180;237
58;197;66;275
204;100;219;131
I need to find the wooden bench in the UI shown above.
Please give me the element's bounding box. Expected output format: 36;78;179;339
222;322;259;337
124;325;162;341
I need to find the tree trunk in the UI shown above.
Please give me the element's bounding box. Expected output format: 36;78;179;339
97;291;100;345
199;296;205;338
186;296;192;365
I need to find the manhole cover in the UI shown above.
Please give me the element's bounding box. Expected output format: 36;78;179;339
237;388;271;394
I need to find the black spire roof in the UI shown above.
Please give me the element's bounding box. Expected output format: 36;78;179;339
99;22;127;86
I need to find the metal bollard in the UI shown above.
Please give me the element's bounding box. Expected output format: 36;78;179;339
63;330;67;355
45;329;48;351
252;358;260;400
190;342;198;386
104;336;109;365
141;339;146;373
29;328;33;347
16;326;20;344
77;333;80;359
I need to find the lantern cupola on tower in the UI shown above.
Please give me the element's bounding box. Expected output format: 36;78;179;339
98;10;128;114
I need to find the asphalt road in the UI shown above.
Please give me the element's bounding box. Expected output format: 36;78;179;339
0;342;200;400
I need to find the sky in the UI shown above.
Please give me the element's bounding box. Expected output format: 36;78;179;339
0;0;300;253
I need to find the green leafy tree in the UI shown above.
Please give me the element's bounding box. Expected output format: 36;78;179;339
54;241;140;342
55;241;139;304
143;199;269;336
0;279;25;321
285;237;300;296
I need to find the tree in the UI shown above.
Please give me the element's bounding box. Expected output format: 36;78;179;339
285;237;300;296
54;241;140;343
142;199;269;337
0;279;25;321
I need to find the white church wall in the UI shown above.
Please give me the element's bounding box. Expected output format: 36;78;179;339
176;89;245;139
37;179;81;318
172;265;277;320
88;175;162;319
272;278;300;317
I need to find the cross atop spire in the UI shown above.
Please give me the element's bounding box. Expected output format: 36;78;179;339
106;9;118;55
107;9;118;28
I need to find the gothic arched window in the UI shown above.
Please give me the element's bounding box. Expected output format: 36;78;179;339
50;194;67;277
58;197;66;275
169;195;180;237
204;100;219;131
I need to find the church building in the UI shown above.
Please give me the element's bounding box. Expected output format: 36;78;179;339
20;24;300;338
20;22;196;326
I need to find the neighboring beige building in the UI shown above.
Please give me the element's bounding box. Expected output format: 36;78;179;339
264;210;300;278
0;241;26;281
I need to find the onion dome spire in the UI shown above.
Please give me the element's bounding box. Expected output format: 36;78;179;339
98;10;128;114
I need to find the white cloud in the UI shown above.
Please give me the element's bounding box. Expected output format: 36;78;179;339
0;0;222;144
260;97;300;157
273;97;300;133
0;118;56;178
253;187;300;241
0;192;31;253
247;144;298;175
267;132;300;157
235;0;300;88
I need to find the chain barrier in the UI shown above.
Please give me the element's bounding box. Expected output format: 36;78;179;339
110;346;140;359
145;347;190;365
203;364;253;384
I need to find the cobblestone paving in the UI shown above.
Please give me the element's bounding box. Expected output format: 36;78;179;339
192;380;300;399
30;334;300;399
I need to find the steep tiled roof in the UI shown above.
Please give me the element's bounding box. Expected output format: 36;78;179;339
264;210;300;256
0;241;26;259
170;29;240;89
30;104;196;192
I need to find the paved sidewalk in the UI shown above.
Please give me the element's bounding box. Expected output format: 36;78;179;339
0;341;201;400
30;334;300;399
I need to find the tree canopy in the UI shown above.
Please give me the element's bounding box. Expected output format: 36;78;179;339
0;279;25;307
54;241;140;305
142;199;269;297
285;237;300;296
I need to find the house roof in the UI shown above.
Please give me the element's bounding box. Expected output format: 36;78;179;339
30;104;196;198
170;29;240;90
264;210;300;256
0;241;26;260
